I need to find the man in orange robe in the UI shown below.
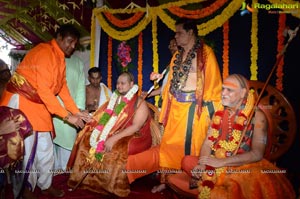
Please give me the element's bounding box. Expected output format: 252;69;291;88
126;18;222;192
0;25;90;199
67;72;155;197
168;74;296;199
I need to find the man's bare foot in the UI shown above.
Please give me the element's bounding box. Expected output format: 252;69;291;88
151;183;166;193
22;187;37;199
41;186;65;198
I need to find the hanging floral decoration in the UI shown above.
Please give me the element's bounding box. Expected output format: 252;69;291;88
90;1;243;105
88;85;139;162
117;41;132;72
152;14;160;106
90;12;96;68
167;0;227;19
197;0;243;36
250;0;258;80
222;21;229;79
137;32;143;95
276;14;286;91
107;36;113;89
103;12;145;28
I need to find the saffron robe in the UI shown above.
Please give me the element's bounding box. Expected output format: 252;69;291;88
159;44;222;169
67;94;154;197
169;156;296;199
0;39;79;132
168;109;296;198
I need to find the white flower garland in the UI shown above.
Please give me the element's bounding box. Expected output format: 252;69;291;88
89;84;139;149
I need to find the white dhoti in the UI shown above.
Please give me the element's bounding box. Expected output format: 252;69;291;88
24;132;54;190
7;94;54;191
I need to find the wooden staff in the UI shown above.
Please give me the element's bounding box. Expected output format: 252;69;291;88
233;24;299;155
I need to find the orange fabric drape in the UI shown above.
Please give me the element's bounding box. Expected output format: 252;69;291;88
107;36;113;89
137;32;143;95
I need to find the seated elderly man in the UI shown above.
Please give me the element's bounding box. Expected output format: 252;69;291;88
168;74;296;199
67;72;158;197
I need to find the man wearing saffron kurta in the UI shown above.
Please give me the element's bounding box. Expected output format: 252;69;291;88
126;18;222;193
0;25;91;199
53;54;86;171
168;74;296;199
67;72;157;197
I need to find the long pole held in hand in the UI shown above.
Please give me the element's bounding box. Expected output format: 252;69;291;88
233;24;299;156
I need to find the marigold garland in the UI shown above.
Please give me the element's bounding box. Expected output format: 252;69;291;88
91;0;242;67
93;0;205;14
138;32;143;94
222;21;229;79
167;0;227;19
88;85;139;163
198;91;255;199
197;0;243;36
156;8;176;31
90;12;96;68
152;14;160;106
107;36;113;89
96;11;151;41
276;14;286;91
103;12;145;28
250;0;258;80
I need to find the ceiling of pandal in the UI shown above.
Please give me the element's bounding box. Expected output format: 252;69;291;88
0;0;95;49
0;0;185;50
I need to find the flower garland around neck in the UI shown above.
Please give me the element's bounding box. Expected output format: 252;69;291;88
170;38;201;94
198;91;255;199
89;84;139;162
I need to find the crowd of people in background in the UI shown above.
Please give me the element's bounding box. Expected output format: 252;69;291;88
0;18;297;199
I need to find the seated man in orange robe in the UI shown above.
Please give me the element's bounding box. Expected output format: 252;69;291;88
67;72;159;197
168;74;296;199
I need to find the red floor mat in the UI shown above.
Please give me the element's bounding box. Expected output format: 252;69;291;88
4;173;180;199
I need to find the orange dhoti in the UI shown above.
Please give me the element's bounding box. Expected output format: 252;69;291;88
168;156;296;199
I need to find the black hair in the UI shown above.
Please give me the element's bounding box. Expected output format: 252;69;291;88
0;59;7;70
88;67;101;76
175;18;198;36
0;59;10;85
55;24;80;40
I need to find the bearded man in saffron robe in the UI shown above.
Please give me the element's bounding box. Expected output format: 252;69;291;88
168;74;296;199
